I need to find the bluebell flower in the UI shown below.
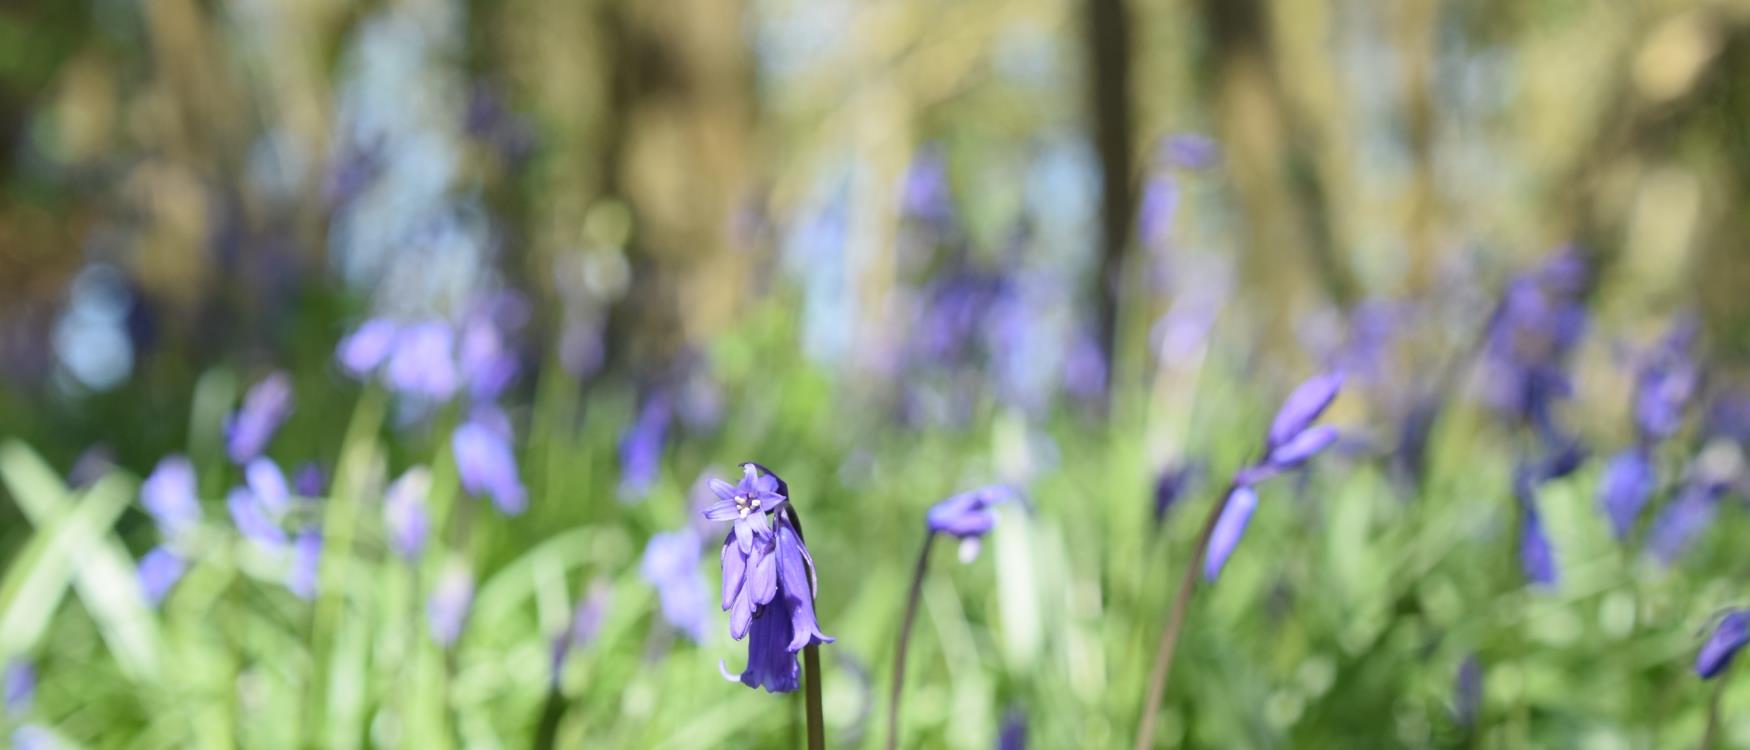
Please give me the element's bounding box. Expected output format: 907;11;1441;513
1519;501;1557;587
138;546;187;607
640;529;711;642
1697;610;1750;679
458;316;518;402
227;372;293;464
1598;449;1655;539
1161;133;1220;170
710;463;832;693
899;145;955;227
228;486;286;548
336;318;399;378
1633;319;1700;441
925;485;1017;562
618;395;671;502
1482;252;1588;431
292;463;326;498
1203;485;1258;581
703;464;789;554
1649;481;1725;565
287;530;322;600
383;467;431;559
428;562;474;648
1061;331;1108;404
4;660;33;715
1136;175;1180;248
1151;464;1198;526
452;414;526;515
141;455;199;535
385;320;459;399
998;709;1027;750
245;457;292;515
1267;373;1344;454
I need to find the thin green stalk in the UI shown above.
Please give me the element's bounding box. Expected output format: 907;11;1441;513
886;533;934;750
1134;481;1236;750
804;643;827;750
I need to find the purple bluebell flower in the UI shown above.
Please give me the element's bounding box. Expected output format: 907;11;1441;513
141;455;199;535
1136;175;1180;249
4;660;34;716
998;709;1027;750
1161;133;1220;170
1268;373;1344;454
1598;449;1655;539
138;546;187;607
383;467;431;559
1454;656;1483;726
452;415;526;515
703;464;788;554
336;318;399;378
1061;331;1108;404
428;563;475;648
1519;501;1557;587
245;458;292;514
899;145;955;227
228;487;286;548
292;463;325;498
1649;481;1724;565
287;530;322;600
925;485;1017;562
227;371;293;464
1203;484;1258;581
1151;464;1198;526
1697;610;1750;679
640;529;711;642
458;316;518;402
385;320;459;399
1633;319;1700;441
1482;253;1589;431
618;395;672;502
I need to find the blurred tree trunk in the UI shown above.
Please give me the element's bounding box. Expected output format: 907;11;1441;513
1085;0;1135;401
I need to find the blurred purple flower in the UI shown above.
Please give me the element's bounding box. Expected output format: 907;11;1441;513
998;709;1027;750
1203;484;1258;581
1161;133;1220;170
245;458;292;515
1151;463;1198;526
1454;656;1483;726
703;464;788;554
287;530;322;600
712;464;832;693
67;444;114;490
1649;482;1724;565
552;580;612;681
428;563;474;648
1483;253;1589;430
926;485;1017;563
385;321;459;399
4;660;33;716
1598;450;1655;540
1698;610;1750;679
459;316;518;402
899;146;955;227
141;455;199;534
1633;319;1700;441
1268;373;1344;453
227;372;292;464
138;546;187;607
336;318;399;378
452;416;526;515
1519;502;1557;587
1061;331;1108;404
227;487;286;548
641;529;711;642
618;395;672;502
1136;175;1180;248
383;467;431;559
292;463;325;498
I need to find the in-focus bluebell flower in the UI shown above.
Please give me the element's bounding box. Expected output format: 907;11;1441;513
452;414;526;515
4;660;33;716
138;546;187;607
141;455;199;535
383;467;431;559
228;487;286;548
428;562;474;648
227;372;293;464
1203;484;1258;581
1519;501;1557;587
1649;481;1724;565
1598;449;1655;539
245;458;292;514
336;318;399;378
385;320;459;399
641;529;711;642
1697;610;1750;679
618;395;671;502
287;530;321;600
292;463;326;498
926;485;1017;562
703;464;788;554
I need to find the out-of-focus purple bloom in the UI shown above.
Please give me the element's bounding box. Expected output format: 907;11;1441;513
1268;373;1344;453
67;444;114;490
459;316;518;402
552;580;612;680
141;455;200;534
998;709;1027;750
899;145;955;228
925;485;1017;562
711;464;832;693
292;463;325;498
12;726;54;750
428;563;474;648
703;464;789;554
287;531;321;600
245;458;292;514
1265;425;1339;471
641;529;711;642
1151;464;1198;526
1136;175;1179;248
618;395;671;502
385;321;459;400
1393;396;1441;487
228;487;286;548
1454;655;1483;726
227;372;293;464
1649;482;1724;565
4;660;34;715
1061;331;1108;404
452;416;526;515
383;467;431;559
1519;499;1557;587
1598;450;1655;539
1697;610;1750;679
1161;133;1220;170
336;318;399;378
138;546;186;607
1633;320;1701;441
1483;253;1589;430
1203;484;1258;581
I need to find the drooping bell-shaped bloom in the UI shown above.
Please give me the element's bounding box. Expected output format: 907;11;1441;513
1519;502;1557;587
428;562;475;648
1268;373;1344;455
1203;484;1258;581
1633;319;1700;441
618;395;672;502
926;485;1017;562
227;372;293;464
452;413;526;515
228;487;286;548
1598;450;1655;539
702;463;788;554
141;455;200;535
138;546;187;607
1697;610;1750;679
1649;481;1724;565
336;318;399;378
383;467;431;559
4;660;34;716
640;529;711;642
998;709;1028;750
385;320;459;400
245;458;292;515
287;530;322;600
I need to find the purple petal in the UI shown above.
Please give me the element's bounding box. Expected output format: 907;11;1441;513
383;467;431;559
748;540;778;607
287;531;322;599
228;487;286;548
1266;425;1339;469
1698;611;1750;679
1521;505;1557;586
141;456;200;534
1598;450;1654;540
227;372;293;464
1203;485;1258;581
708;478;738;501
245;458;291;515
336;318;399;377
386;320;459;399
720;533;746;611
702;499;739;522
138;547;187;607
1267;373;1343;451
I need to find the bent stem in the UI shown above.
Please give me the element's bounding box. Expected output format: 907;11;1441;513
886;533;935;750
1702;669;1729;749
804;643;827;750
1134;481;1236;750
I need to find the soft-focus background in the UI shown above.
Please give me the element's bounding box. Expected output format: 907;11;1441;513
3;0;1750;747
